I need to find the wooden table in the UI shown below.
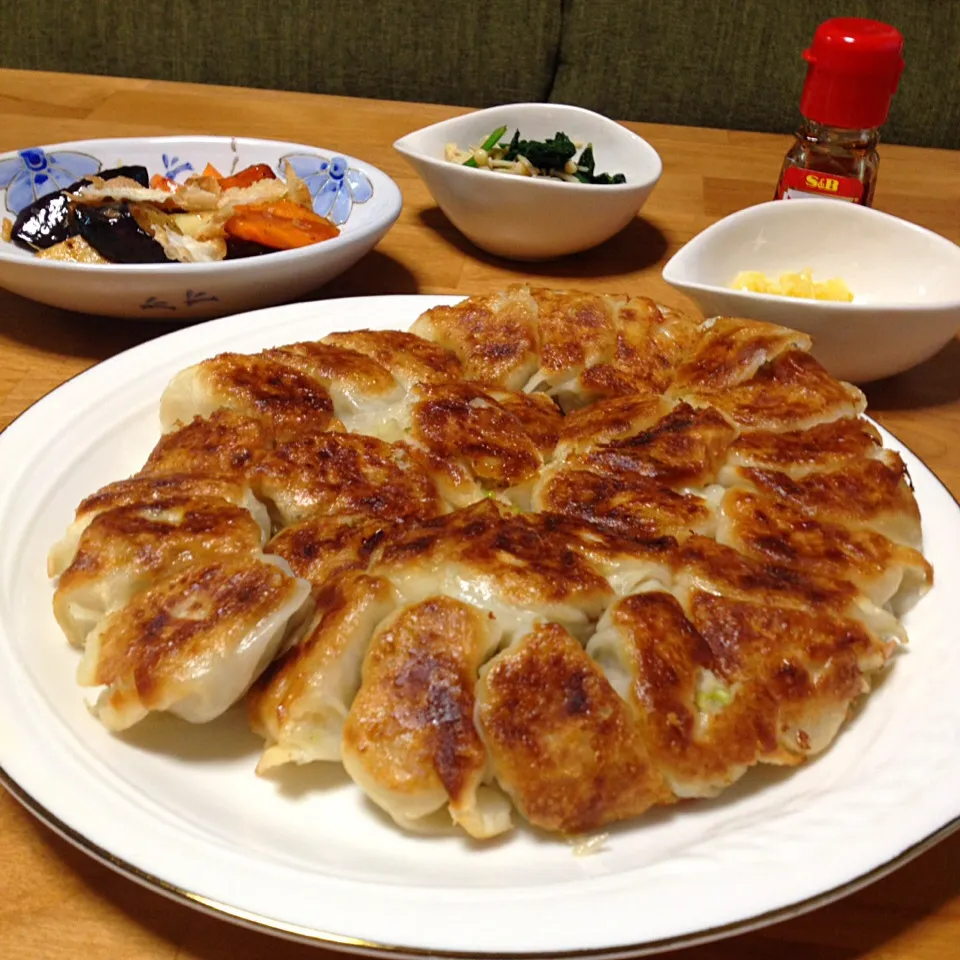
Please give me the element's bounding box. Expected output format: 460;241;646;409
1;68;958;960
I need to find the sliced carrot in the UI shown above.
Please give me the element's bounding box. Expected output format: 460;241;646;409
149;173;176;192
202;162;224;179
219;164;278;191
225;201;339;249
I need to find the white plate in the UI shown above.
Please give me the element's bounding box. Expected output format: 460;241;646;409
0;136;402;319
0;295;958;959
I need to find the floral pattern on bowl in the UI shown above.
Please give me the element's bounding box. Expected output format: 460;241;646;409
0;149;101;215
282;154;374;226
0;146;374;228
0;134;402;321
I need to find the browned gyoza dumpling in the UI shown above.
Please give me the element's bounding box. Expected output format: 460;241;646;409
78;555;312;731
259;341;406;438
47;471;269;577
369;501;616;644
159;352;342;438
252;432;444;527
249;572;397;769
587;584;894;798
265;514;389;593
54;496;267;647
677;351;866;432
716;488;932;614
341;595;510;838
50;284;933;843
322;328;463;390
140;410;276;481
411;285;540;390
476;623;671;834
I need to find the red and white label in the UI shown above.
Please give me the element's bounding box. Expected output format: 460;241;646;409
776;167;864;203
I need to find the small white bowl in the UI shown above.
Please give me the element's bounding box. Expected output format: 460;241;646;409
0;135;402;320
394;103;662;261
662;199;960;383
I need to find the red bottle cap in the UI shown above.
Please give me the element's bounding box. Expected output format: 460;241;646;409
800;18;904;129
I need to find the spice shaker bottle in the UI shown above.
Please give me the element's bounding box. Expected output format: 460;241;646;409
775;17;904;206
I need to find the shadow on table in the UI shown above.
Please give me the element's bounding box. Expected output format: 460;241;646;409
10;787;959;960
0;288;180;362
863;336;960;411
418;207;669;278
312;249;421;299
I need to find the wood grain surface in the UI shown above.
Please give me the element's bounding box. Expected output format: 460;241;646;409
0;68;957;960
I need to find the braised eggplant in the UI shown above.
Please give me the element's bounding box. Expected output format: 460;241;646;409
11;191;78;251
75;202;171;264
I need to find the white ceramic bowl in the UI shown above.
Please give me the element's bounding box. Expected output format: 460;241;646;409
662;199;960;383
0;135;402;320
394;102;662;261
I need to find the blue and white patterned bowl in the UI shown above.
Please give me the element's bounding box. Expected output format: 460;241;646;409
0;135;403;320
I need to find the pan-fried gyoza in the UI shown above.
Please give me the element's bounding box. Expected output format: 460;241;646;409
49;285;932;839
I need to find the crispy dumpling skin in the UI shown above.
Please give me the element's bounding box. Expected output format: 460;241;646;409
726;451;922;549
532;464;720;540
159;352;342;438
78;555;313;731
588;586;894;797
689;590;894;758
719;417;885;480
680;351;866;432
341;596;511;838
561;401;738;491
482;388;563;459
577;298;700;404
322;328;463;390
260;341;406;438
411;285;540;390
47;471;269;577
252;432;443;527
672;316;812;392
716;489;932;614
54;496;266;648
476;623;671;834
525;287;621;393
140;410;276;482
249;572;397;769
672;534;864;618
554;395;668;460
370;501;614;644
409;382;544;495
266;514;388;593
